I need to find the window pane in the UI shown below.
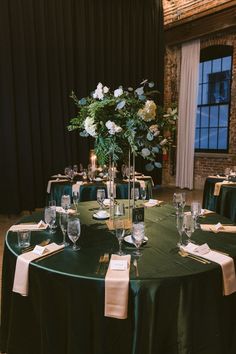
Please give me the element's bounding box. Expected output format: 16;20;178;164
222;56;232;71
212;58;221;73
202;83;209;104
209;106;218;127
203;61;211;83
195;129;200;149
199;128;208;149
196;108;200;128
201;107;209;127
209;128;218;149
199;62;203;84
218;128;228;149
219;105;229;126
197;85;202;105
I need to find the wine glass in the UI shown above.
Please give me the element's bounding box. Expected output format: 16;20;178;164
97;189;106;210
72;191;80;213
140;188;146;201
131;188;140;201
121;164;127;179
59;212;69;246
132;222;145;256
176;212;184;247
73;164;78;173
191;201;201;229
44;206;56;234
224;167;231;180
183;214;195;243
67;218;81;251
173;192;185;215
61;194;71;211
114;219;125;255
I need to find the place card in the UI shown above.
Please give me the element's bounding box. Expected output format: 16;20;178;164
132;207;144;223
32;245;47;256
215;222;224;231
110;259;128;271
194;243;211;255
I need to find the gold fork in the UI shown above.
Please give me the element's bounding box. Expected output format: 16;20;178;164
133;259;139;277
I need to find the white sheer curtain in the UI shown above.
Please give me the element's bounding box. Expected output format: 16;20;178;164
176;39;200;190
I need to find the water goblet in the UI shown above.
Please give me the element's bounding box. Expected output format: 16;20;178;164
44;206;56;234
183;214;195;243
67;218;81;251
224;167;231;180
61;194;71;212
191;201;201;229
131;188;140;201
132;222;145;256
97;189;106;210
114;219;125;255
59;212;69;246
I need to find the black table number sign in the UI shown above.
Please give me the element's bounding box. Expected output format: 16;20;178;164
132;207;144;223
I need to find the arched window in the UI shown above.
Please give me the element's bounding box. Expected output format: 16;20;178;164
195;45;233;152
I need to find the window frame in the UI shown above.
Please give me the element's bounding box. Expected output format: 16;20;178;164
195;45;233;153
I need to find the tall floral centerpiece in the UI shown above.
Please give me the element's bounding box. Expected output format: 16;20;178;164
68;79;177;170
68;80;177;218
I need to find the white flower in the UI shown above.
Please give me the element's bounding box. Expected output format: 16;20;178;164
141;148;151;158
103;86;109;93
93;82;104;100
160;138;168;146
84;116;97;137
105;120;122;135
114;87;123;98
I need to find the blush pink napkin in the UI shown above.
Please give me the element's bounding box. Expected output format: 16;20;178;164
105;254;131;319
13;243;64;296
182;243;236;296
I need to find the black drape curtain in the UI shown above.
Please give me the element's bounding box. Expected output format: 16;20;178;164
0;0;164;214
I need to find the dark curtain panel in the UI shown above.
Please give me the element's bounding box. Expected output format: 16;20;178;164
0;0;164;214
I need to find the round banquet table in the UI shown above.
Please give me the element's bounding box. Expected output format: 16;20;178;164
2;201;236;354
203;177;236;222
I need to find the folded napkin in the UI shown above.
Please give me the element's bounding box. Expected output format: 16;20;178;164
13;243;65;296
105;254;131;319
47;179;68;193
136;175;154;186
213;180;236;196
201;223;236;233
181;242;236;295
9;220;47;232
185;209;214;217
143;199;163;207
72;181;83;196
106;181;116;198
208;175;225;179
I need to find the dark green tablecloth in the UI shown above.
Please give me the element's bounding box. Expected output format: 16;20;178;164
203;177;236;223
48;180;152;206
2;201;236;354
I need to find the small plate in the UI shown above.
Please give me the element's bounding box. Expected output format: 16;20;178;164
93;213;110;220
124;234;148;245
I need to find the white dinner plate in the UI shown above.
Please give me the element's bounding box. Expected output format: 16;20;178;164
93;212;110;220
124;234;148;245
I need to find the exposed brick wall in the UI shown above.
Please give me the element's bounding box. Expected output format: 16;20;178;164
163;0;232;25
163;31;236;188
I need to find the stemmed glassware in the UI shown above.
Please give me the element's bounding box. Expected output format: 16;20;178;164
67;218;81;251
131;188;140;201
140;188;146;201
114;219;125;255
97;189;106;210
183;214;195;243
173;192;186;215
191;201;201;229
176;212;184;247
61;195;71;212
44;206;56;234
59;212;69;246
132;222;145;256
72;191;80;213
224;167;231;180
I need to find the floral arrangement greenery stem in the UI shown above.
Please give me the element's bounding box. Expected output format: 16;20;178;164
68;80;178;171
